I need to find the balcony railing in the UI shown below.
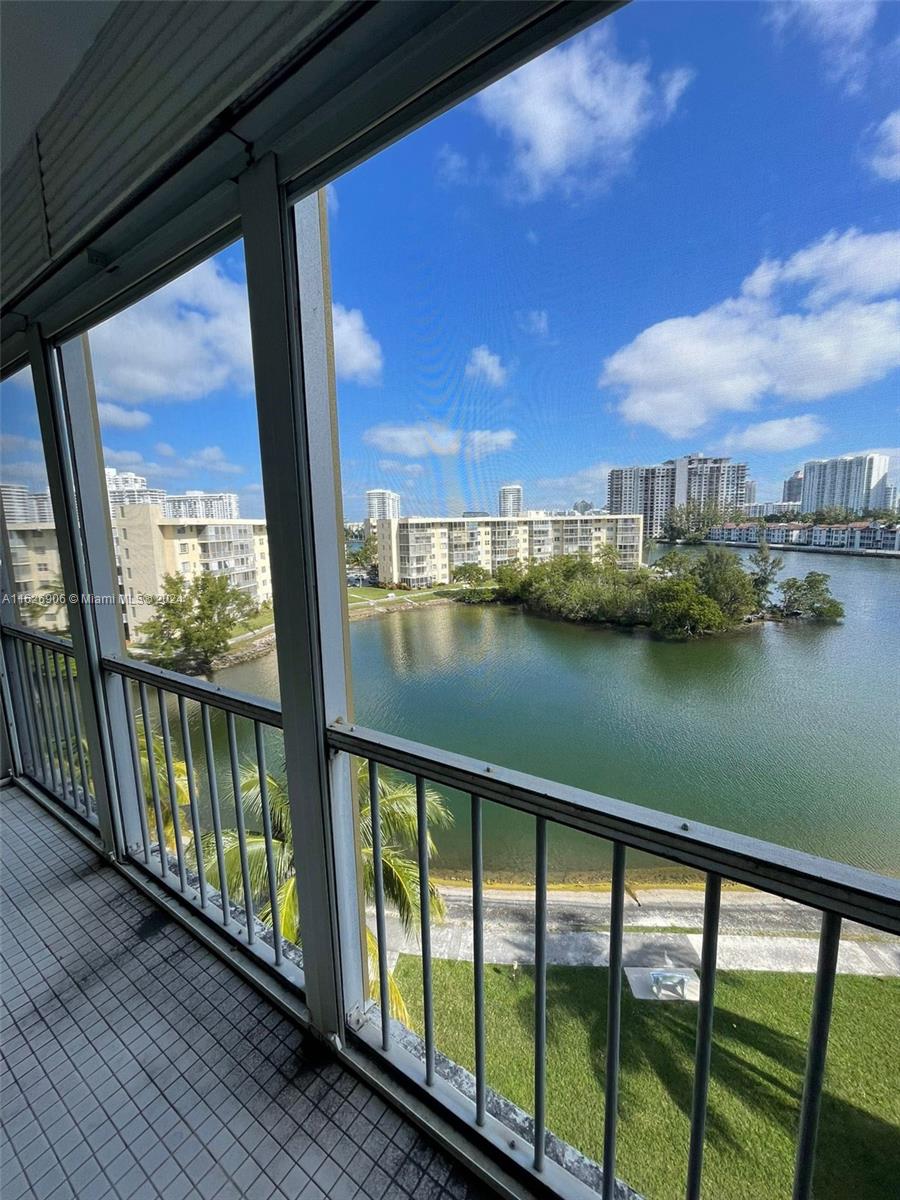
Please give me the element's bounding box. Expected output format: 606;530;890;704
3;618;899;1200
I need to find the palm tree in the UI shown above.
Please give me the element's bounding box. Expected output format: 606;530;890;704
137;727;194;853
206;757;453;1023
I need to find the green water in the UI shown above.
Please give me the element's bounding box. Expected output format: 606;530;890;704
217;550;900;881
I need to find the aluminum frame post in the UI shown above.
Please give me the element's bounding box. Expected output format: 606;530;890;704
26;326;124;853
54;333;148;858
239;155;363;1040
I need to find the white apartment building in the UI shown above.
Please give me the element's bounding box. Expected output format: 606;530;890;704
163;491;240;520
708;521;900;554
376;513;643;588
4;522;68;631
744;501;801;518
1;485;54;523
498;484;523;517
782;470;804;503
800;454;890;514
110;503;272;632
104;467;167;507
366;489;400;522
607;454;748;538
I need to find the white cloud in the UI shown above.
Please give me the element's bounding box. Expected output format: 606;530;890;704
465;429;517;460
601;227;900;437
364;422;461;457
536;461;614;505
465;344;509;387
436;145;470;186
475;25;694;200
377;459;425;478
741;228;900;308
155;442;175;457
767;1;879;96
0;460;50;486
363;421;516;459
722;414;828;453
331;303;383;385
98;402;151;429
90;259;254;404
0;433;43;453
180;446;244;475
866;109;900;181
525;229;539;246
102;444;243;480
103;447;147;468
519;310;549;337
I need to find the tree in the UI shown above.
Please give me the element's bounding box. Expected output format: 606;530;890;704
778;572;844;622
451;563;490;586
691;548;756;621
648;578;727;639
138;573;255;675
348;533;377;572
208;758;453;1023
660;501;739;543
747;533;784;609
654;550;695;580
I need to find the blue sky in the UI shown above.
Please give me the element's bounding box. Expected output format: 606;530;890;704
3;1;899;521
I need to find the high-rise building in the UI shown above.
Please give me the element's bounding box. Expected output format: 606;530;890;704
744;480;757;506
164;491;240;520
366;489;400;521
607;454;748;538
782;470;804;503
800;454;889;514
376;512;643;588
104;467;167;507
572;499;594;514
1;485;53;523
498;484;523;517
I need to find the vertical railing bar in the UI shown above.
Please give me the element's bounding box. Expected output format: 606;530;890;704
121;678;151;865
602;841;627;1200
63;654;91;817
26;641;52;786
369;760;391;1051
226;711;255;942
53;652;80;814
253;721;283;965
40;646;65;798
157;689;188;893
686;872;722;1200
792;911;842;1200
534;816;548;1171
12;640;39;781
178;696;207;908
472;793;486;1127
415;775;435;1086
201;703;230;926
138;681;168;879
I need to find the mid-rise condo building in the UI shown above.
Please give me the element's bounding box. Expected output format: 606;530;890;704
1;485;54;523
800;454;890;514
608;454;748;538
104;467;167;507
109;503;271;632
163;491;240;520
376;512;643;588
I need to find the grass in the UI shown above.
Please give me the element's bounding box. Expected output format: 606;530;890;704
232;608;275;636
347;585;392;602
393;958;900;1200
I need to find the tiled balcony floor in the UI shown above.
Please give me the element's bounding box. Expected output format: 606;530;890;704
0;787;482;1200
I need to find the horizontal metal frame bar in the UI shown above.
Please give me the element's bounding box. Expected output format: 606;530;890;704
1;623;75;655
327;722;900;934
101;654;282;727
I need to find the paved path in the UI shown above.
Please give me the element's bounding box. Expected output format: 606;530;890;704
377;887;900;978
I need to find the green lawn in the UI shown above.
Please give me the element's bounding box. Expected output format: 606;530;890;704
348;585;397;602
394;958;900;1200
232;608;275;636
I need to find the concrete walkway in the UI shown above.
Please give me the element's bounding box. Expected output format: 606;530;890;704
378;888;900;978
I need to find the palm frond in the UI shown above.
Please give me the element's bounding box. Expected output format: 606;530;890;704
366;927;409;1025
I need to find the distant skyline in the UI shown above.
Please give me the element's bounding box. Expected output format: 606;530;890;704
2;3;899;521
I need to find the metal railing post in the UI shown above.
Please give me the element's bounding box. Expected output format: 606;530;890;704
239;156;362;1041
